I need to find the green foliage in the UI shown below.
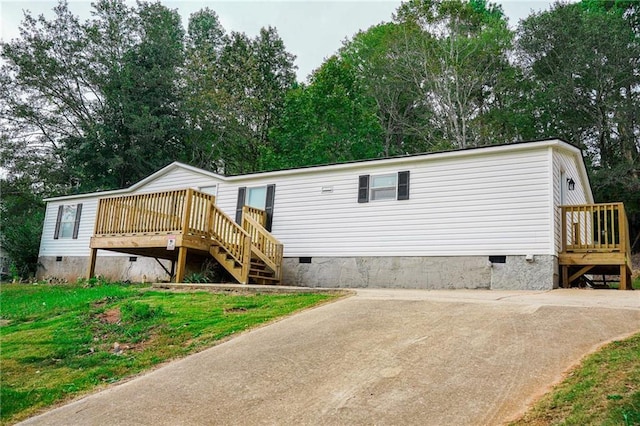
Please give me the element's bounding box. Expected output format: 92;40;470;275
1;0;639;263
264;56;384;170
0;282;336;423
0;179;45;279
516;0;640;244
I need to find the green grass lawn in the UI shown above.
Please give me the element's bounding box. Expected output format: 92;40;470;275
512;332;640;426
0;282;338;424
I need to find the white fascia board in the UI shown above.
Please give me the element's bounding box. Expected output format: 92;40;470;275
43;162;226;202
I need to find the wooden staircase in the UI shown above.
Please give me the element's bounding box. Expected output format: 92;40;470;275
249;260;279;285
88;189;283;285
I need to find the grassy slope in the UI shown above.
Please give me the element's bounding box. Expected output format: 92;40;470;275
512;332;640;425
0;283;336;424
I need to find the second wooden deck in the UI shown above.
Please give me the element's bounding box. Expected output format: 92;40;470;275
559;203;633;290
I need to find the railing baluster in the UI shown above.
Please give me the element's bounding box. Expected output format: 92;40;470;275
561;203;628;254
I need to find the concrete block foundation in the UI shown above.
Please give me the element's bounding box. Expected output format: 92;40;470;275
282;255;557;290
37;255;173;283
38;254;558;290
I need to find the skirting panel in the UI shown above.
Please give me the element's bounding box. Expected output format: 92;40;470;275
282;256;557;290
37;255;173;283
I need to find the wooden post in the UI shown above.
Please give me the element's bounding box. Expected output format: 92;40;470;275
182;188;194;235
561;265;569;288
561;206;567;252
87;248;98;278
175;246;187;283
619;265;628;290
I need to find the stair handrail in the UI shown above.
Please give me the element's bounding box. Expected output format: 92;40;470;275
242;214;283;280
209;204;252;277
242;205;267;227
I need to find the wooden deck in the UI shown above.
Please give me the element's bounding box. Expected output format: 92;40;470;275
88;189;283;284
559;203;633;290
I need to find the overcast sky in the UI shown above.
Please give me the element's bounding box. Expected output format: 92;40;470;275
1;0;561;82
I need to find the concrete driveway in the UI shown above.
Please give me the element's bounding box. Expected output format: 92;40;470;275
21;289;640;425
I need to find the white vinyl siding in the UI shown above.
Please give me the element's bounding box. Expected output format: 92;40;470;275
216;148;554;257
40;168;224;258
132;168;222;194
40;199;98;257
39;140;591;261
552;148;590;254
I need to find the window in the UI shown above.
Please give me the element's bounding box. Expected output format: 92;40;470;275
358;171;410;203
370;174;397;201
235;185;276;231
246;186;267;209
54;204;82;239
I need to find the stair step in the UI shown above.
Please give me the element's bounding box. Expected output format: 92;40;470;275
250;269;275;278
248;275;280;284
250;263;267;270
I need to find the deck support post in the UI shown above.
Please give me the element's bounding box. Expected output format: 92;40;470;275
175;246;187;283
87;248;98;279
561;265;569;288
619;265;630;290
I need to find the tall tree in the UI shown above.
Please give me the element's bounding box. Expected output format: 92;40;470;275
213;28;296;174
0;1;98;195
516;0;640;246
66;1;187;189
341;22;431;156
266;56;383;169
394;0;514;149
183;8;227;171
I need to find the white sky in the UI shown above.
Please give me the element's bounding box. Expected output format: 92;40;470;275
1;0;561;82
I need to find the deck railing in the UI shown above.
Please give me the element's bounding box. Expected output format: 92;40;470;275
210;204;252;268
95;189;215;237
242;205;267;227
242;213;283;279
561;203;630;256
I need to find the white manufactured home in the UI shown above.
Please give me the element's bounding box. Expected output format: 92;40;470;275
37;139;634;290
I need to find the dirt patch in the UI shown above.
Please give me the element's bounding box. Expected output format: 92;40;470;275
0;319;11;327
97;308;121;324
224;307;248;314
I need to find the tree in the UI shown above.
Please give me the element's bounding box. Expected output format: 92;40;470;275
0;178;45;279
0;1;100;195
393;0;514;149
341;22;432;156
212;27;296;174
65;1;188;189
516;1;640;246
183;8;227;171
265;56;383;169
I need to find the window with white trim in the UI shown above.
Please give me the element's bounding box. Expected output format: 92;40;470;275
370;173;397;201
54;204;82;239
246;186;267;209
358;171;410;203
